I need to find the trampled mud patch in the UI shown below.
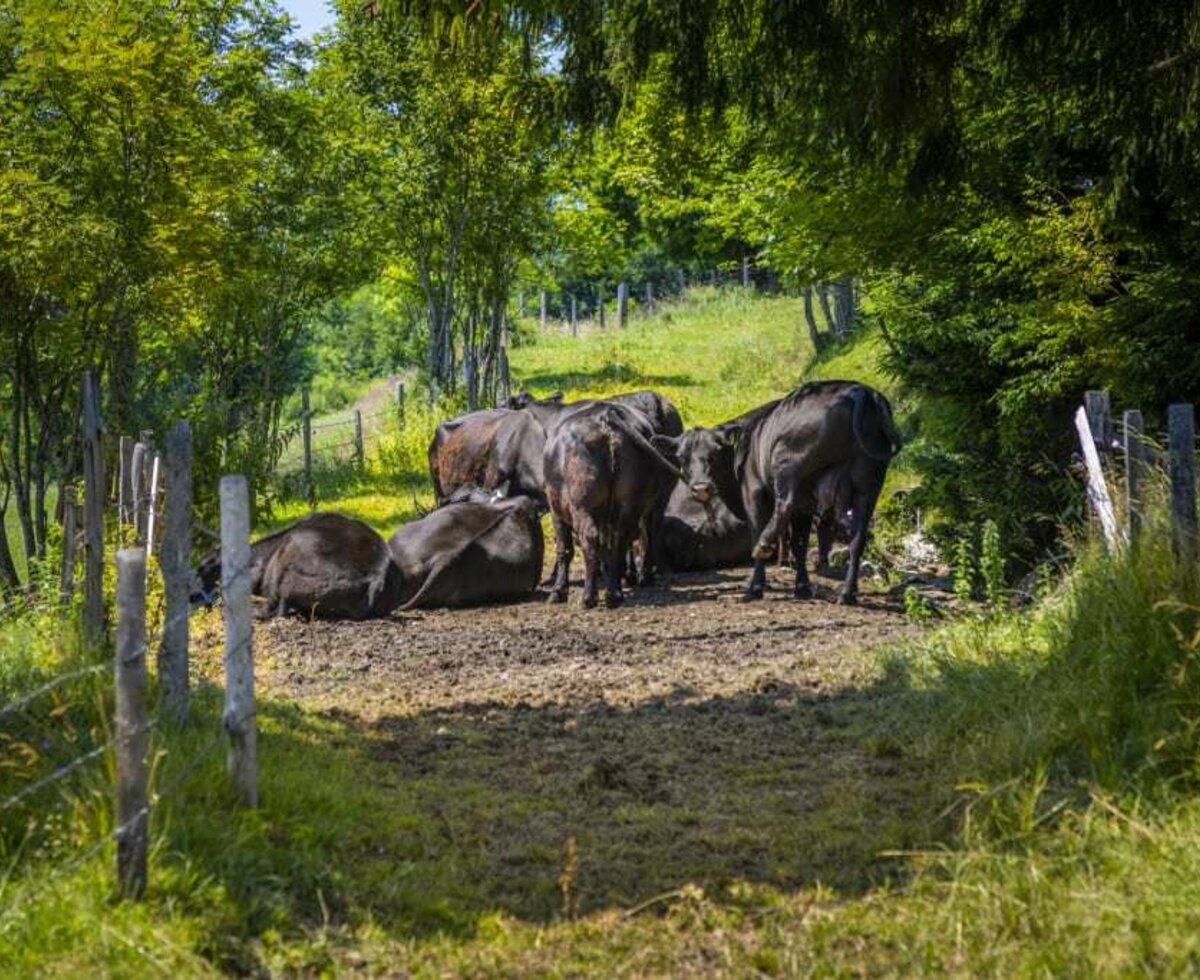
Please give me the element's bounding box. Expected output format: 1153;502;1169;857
194;565;929;916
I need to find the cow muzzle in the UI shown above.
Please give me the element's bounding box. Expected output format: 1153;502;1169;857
691;482;714;503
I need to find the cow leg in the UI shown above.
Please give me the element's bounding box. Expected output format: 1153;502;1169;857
790;510;814;599
816;513;835;572
751;469;799;563
548;515;574;603
839;490;878;605
742;487;773;601
605;529;626;608
578;521;602;609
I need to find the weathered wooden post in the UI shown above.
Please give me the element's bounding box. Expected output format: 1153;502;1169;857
220;475;257;808
539;290;547;330
598;284;606;329
570;295;578;337
395;381;405;428
59;486;77;606
301;388;315;509
677;269;686;295
118;435;134;533
1168;403;1198;565
1074;406;1120;549
130;441;146;545
645;281;654;315
353;410;365;470
1123;409;1148;543
115;547;149;899
1084;390;1114;455
82;370;105;648
741;256;751;288
617;281;629;328
159;421;191;726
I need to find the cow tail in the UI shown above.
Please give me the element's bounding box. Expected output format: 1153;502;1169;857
851;386;901;462
395;508;514;611
605;411;683;483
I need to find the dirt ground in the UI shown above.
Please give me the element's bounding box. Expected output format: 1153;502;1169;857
248;565;914;718
194;564;929;920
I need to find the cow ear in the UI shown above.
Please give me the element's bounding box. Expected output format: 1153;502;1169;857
716;424;742;450
651;434;679;459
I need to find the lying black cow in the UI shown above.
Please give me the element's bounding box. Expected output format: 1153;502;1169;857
193;512;403;620
387;489;543;609
544;402;681;608
655;380;900;603
659;479;751;570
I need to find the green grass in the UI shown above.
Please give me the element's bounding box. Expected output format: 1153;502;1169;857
2;485;59;584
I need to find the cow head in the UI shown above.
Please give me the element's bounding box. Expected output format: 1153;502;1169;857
190;551;222;608
652;425;743;515
507;390;563;410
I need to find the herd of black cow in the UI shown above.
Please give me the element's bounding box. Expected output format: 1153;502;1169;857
192;379;901;618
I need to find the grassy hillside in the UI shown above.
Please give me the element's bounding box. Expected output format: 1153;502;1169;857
265;285;905;534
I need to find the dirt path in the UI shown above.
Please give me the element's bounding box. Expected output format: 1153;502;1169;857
195;565;929;918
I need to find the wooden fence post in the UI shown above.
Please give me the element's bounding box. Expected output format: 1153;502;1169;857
118;435;134;532
301;388;314;509
395;381;405;427
1168;403;1198;565
1084;390;1114;454
598;284;606;329
115;547;149;899
539;290;547;330
353;410;365;470
1074;406;1121;549
59;486;76;606
159;421;191;726
677;269;686;295
1123;409;1148;543
570;295;578;337
645;280;654;315
130;441;146;545
82;370;105;648
741;256;751;288
220;475;257;808
617;281;628;328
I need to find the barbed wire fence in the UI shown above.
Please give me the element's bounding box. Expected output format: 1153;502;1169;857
0;372;260;929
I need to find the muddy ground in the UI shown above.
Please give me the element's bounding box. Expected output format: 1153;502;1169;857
195;564;932;920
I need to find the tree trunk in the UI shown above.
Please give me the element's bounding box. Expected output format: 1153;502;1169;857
816;282;836;336
802;287;824;353
0;483;20;591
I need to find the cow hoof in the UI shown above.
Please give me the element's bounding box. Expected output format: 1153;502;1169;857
582;595;599;609
837;592;858;606
605;592;625;609
752;544;774;561
793;583;813;600
741;588;764;603
548;591;567;604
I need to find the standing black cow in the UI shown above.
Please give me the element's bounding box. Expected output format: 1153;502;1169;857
192;512;404;620
387;489;544;609
508;389;684;438
655;381;900;603
428;407;548;506
543;402;682;608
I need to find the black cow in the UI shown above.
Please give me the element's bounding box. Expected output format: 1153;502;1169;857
655;381;900;603
427;407;548;506
543;402;681;608
387;490;543;609
659;479;751;571
508;389;684;437
193;512;403;620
